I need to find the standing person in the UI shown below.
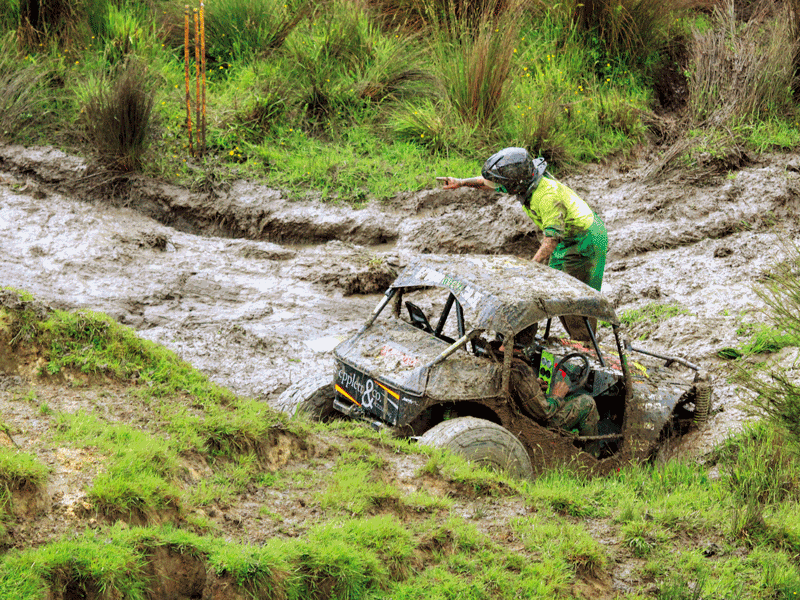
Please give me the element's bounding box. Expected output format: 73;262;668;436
440;147;608;340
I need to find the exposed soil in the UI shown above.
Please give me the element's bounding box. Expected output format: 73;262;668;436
2;143;800;597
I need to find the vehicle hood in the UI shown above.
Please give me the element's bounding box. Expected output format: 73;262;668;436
334;319;446;395
334;319;502;400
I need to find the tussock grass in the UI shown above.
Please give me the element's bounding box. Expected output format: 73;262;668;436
647;0;800;175
0;32;56;143
427;0;523;126
17;0;83;49
81;59;155;171
203;0;309;63
572;0;702;63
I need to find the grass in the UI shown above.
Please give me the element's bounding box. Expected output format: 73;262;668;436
318;459;401;516
54;411;183;518
1;0;798;199
718;243;800;448
618;301;691;340
0;289;302;522
2;301;800;600
3;2;800;594
717;323;800;359
619;301;691;326
0;447;50;506
11;303;235;402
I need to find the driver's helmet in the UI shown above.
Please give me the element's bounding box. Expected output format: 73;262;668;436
481;147;534;195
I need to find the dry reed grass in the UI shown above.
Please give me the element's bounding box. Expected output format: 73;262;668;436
17;0;82;49
688;0;799;125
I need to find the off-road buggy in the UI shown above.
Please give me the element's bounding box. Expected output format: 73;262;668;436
275;255;711;477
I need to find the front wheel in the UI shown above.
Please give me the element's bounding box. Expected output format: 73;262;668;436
273;373;336;421
418;417;533;479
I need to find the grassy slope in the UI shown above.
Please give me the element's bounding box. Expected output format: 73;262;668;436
1;294;799;599
3;0;799;203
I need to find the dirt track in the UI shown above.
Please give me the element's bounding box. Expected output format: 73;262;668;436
3;143;800;459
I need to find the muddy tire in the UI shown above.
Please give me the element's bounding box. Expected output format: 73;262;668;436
418;417;533;479
274;373;336;421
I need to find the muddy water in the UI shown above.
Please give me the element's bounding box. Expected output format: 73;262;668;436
2;145;800;459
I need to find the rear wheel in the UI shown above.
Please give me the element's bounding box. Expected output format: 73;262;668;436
273;373;336;421
418;417;533;479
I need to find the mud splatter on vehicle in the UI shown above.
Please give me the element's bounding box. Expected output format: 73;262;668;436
276;255;711;477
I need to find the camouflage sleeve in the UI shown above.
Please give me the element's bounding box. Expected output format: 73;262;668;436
510;360;558;421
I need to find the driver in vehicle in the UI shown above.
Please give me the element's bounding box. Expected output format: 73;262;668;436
510;359;599;438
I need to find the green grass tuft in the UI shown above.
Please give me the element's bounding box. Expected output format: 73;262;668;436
620;301;690;326
0;447;50;518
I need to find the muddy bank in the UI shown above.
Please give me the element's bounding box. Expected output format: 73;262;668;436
2;143;800;457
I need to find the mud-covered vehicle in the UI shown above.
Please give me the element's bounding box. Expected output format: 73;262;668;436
276;255;711;477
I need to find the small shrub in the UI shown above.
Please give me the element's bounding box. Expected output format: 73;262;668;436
81;59;155;171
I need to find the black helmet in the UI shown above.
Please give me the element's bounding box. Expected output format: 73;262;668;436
482;147;537;195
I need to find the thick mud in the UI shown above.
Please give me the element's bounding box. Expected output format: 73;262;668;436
3;144;800;460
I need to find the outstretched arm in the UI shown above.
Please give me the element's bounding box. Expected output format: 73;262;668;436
438;176;496;191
